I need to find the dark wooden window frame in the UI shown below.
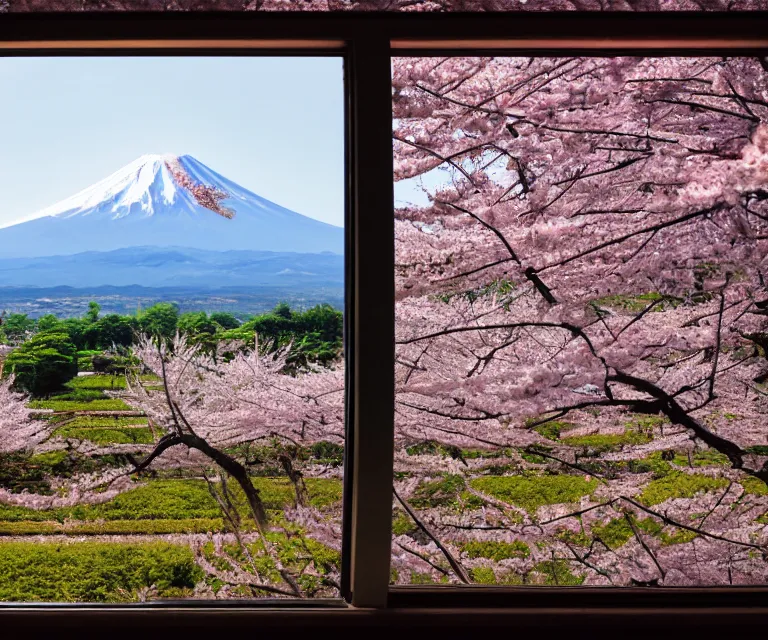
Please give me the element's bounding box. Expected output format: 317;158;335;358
1;10;768;632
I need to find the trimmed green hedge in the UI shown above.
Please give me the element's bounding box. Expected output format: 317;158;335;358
0;541;202;602
0;478;343;524
28;398;132;412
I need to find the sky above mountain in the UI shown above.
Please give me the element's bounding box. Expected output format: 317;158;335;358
0;56;344;228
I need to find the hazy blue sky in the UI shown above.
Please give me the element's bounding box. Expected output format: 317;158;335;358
0;57;345;228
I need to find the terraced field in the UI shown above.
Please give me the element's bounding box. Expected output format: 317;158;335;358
0;374;343;601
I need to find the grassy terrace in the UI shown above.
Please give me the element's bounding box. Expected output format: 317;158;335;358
0;478;343;533
0;371;344;600
0;541;202;602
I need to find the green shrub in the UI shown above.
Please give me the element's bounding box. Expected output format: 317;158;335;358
53;426;155;445
410;475;468;509
392;511;416;536
0;451;127;495
4;331;77;395
0;478;343;524
28;398;132;411
462;540;530;561
638;472;728;506
0;452;51;494
528;420;575;441
554;528;591;547
309;441;344;466
591;517;634;549
66;375;127;390
0;542;203;602
200;530;341;593
562;428;651;452
0;518;230;536
470;567;497;584
471;474;597;514
591;516;661;549
48;389;108;402
530;560;584;586
741;476;768;496
691;450;730;467
65;416;149;428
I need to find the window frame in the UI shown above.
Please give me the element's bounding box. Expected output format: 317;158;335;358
1;10;768;622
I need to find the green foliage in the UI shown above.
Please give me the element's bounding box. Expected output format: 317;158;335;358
309;441;344;466
530;560;585;586
392;511;416;536
66;375;127;390
64;416;149;428
691;450;730;467
531;420;575;441
0;452;54;494
48;389;108;402
591;516;661;549
225;303;343;368
93;314;136;349
0;518;229;536
53;426;155;445
410;474;469;509
28;398;132;411
209;312;240;330
138;303;179;340
520;451;548;464
2;313;35;342
741;476;768;496
553;528;591;547
178;311;221;353
591;517;634;549
746;445;768;456
660;529;698;545
4;330;78;395
0;542;203;602
409;571;442;585
404;440;475;465
0;478;343;524
470;474;598;514
462;540;530;561
200;530;340;595
470;567;497;584
624;414;668;431
0;450;127;495
36;314;61;333
638;472;728;506
85;301;101;324
562;428;652;452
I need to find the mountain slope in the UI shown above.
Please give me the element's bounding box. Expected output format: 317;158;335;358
0;154;343;258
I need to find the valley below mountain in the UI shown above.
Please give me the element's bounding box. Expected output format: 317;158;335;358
0;283;343;319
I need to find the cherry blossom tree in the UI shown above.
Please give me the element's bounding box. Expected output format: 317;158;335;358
0;377;39;453
7;0;768;12
391;55;768;586
119;335;345;596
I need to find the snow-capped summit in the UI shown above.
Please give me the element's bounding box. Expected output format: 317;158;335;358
0;154;343;258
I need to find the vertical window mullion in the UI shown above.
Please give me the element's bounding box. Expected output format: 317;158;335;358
345;36;395;609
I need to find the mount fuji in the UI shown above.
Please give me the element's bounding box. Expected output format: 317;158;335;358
0;154;343;259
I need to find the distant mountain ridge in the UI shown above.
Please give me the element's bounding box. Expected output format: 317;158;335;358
0;246;343;288
0;154;343;258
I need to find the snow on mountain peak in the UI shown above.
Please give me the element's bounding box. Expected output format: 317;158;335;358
18;154;187;224
0;154;343;258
